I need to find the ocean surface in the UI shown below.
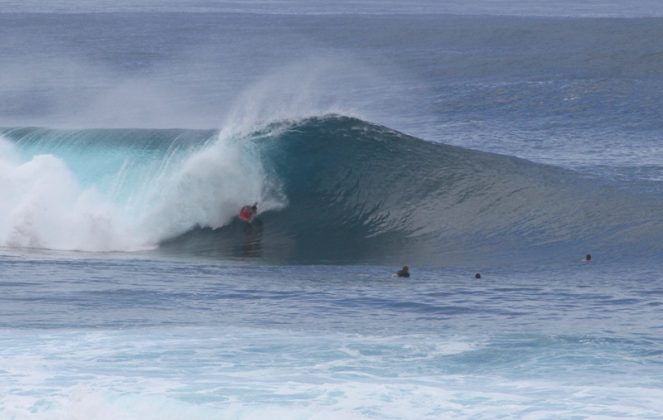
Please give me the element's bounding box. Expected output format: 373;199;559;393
1;1;662;418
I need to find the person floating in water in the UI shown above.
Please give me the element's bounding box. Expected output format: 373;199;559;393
239;203;258;223
582;254;592;262
396;265;410;278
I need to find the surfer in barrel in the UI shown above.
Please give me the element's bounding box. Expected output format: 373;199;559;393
239;203;258;223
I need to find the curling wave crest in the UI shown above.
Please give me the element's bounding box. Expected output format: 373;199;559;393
1;115;661;263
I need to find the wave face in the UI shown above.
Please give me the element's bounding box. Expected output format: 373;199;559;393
2;116;662;264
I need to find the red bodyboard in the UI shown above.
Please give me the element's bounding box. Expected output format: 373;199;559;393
239;207;253;222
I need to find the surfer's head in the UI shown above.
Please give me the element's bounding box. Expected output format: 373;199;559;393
396;265;410;277
585;254;592;261
475;273;481;279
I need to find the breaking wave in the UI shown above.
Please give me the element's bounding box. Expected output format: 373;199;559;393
1;115;661;264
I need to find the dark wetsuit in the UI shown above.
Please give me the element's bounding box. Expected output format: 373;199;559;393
397;267;410;278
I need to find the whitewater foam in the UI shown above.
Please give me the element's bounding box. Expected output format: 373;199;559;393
3;326;663;419
0;136;140;251
0;131;283;252
140;131;285;244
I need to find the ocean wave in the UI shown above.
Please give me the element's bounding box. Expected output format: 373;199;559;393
1;115;661;263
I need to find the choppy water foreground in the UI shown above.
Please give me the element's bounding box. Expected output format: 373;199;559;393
2;253;662;419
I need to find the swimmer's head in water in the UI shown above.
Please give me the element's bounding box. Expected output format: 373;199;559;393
585;254;592;261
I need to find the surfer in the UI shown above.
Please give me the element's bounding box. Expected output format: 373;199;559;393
582;254;592;262
396;265;410;278
239;203;258;223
